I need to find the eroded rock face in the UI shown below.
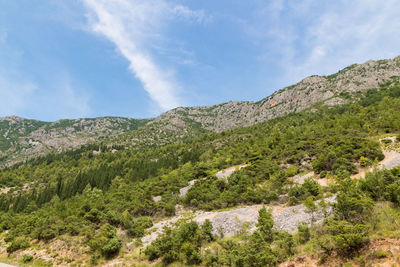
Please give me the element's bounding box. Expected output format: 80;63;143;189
153;56;400;132
0;117;148;167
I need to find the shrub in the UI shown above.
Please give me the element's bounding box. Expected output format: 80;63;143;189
200;219;214;242
84;208;103;223
89;223;121;257
128;216;153;238
297;223;311;244
7;236;30;253
326;220;369;254
101;237;122;258
375;250;390;258
359;156;372;167
39;228;57;242
382;139;392;144
22;254;33;263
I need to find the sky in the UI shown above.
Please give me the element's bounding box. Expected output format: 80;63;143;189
0;0;400;121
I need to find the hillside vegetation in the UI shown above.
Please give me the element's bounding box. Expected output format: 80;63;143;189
0;117;149;167
1;56;399;168
0;82;399;266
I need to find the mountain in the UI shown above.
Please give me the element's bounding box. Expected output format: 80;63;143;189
0;56;400;266
155;56;400;132
0;116;149;166
1;56;399;167
0;81;399;266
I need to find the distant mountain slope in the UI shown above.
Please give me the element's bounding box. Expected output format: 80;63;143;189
155;56;400;132
1;55;399;166
0;116;149;166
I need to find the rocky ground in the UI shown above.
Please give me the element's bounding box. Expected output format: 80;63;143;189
141;143;400;248
141;196;336;247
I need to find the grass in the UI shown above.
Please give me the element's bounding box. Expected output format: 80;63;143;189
368;202;400;239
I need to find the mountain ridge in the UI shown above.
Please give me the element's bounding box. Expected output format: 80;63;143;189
1;55;399;166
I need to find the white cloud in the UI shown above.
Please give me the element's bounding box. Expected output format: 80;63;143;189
82;0;208;111
291;0;400;78
250;0;400;86
172;5;211;24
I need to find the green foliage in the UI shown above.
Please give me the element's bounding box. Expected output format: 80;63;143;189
325;220;369;255
359;156;372;167
257;207;274;242
359;168;400;204
304;197;318;222
88;223;122;258
144;221;204;264
101;237;122;258
297;223;311;244
335;181;373;223
200;219;214;242
127;216;153;238
0;84;400;264
382;139;392;144
7;236;30;253
22;254;34;263
288;179;321;204
375;250;390;258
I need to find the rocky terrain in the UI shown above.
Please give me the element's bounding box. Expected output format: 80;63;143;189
153;56;400;132
141;140;400;248
0;116;148;166
1;56;399;167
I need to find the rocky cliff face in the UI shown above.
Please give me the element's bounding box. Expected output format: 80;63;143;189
0;116;148;166
1;56;400;166
155;56;400;132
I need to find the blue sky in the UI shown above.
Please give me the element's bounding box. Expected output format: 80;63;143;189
1;0;399;121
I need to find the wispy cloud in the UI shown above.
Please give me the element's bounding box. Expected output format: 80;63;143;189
291;0;400;78
247;0;400;86
82;0;209;111
172;5;211;24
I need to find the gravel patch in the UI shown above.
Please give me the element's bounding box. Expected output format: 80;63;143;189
290;172;314;185
381;150;400;170
273;196;336;233
179;180;197;197
215;164;249;181
141;196;336;246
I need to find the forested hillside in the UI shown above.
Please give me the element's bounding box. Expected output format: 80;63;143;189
0;83;399;266
2;56;399;169
0;117;149;167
